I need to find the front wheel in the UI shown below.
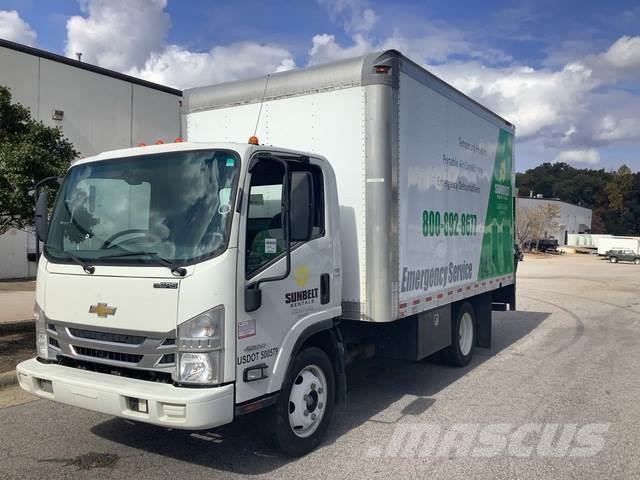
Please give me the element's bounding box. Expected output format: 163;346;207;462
443;302;476;367
265;347;335;457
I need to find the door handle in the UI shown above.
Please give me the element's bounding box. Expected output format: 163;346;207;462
320;273;330;305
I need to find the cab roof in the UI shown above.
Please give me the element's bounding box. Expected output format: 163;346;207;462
71;141;323;168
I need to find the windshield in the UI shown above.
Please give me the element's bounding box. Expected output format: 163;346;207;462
45;149;240;265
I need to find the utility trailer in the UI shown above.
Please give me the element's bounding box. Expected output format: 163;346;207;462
19;50;515;457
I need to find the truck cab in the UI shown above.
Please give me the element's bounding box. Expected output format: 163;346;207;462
18;140;343;456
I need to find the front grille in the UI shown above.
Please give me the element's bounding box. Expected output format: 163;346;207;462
73;345;143;364
68;328;145;345
56;356;173;384
46;318;176;374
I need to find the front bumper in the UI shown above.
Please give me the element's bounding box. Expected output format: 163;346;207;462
16;358;234;430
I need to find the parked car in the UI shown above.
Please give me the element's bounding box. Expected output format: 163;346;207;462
606;249;640;264
524;238;560;253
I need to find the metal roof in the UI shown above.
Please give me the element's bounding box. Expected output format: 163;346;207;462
0;38;182;96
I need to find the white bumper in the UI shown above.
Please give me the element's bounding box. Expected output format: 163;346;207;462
16;358;234;430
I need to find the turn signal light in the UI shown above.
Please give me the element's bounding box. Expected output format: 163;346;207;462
174;137;183;143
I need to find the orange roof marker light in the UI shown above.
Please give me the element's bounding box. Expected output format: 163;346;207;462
174;137;183;143
155;139;164;145
248;136;259;145
137;143;146;147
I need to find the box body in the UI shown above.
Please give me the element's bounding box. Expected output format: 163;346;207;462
183;50;515;322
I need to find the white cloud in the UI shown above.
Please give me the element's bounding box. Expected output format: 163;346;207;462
64;0;296;90
65;0;169;71
308;33;371;65
554;149;600;165
317;0;377;34
0;10;36;46
128;42;296;90
600;35;640;71
429;61;597;139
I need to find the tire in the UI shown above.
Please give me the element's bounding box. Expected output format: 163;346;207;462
265;347;335;457
442;302;475;367
610;257;618;264
634;258;640;265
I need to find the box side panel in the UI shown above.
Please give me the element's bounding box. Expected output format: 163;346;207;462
185;87;367;313
397;72;514;318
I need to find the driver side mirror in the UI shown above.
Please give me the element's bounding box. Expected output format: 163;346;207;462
289;171;314;242
245;286;262;313
35;191;49;242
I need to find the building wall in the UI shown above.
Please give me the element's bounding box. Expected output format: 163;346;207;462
0;45;181;156
517;197;592;246
0;228;37;279
0;44;182;279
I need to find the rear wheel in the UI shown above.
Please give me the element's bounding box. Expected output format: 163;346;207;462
634;258;640;265
610;256;618;263
443;302;475;367
265;347;335;457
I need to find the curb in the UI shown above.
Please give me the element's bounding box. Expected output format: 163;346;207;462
0;370;18;389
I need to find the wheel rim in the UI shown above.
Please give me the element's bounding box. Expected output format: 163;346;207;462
288;364;327;438
459;312;473;356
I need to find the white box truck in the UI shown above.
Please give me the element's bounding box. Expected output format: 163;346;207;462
597;236;640;256
17;50;516;456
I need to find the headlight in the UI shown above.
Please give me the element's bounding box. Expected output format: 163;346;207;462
176;306;224;384
34;303;50;359
178;352;221;384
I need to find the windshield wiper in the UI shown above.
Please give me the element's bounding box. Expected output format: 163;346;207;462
48;248;95;274
100;251;187;277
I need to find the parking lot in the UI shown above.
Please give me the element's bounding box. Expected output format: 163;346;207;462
1;254;639;479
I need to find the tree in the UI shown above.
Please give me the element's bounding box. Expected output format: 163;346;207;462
516;203;561;250
516;205;542;247
539;203;561;240
516;161;640;236
0;86;77;234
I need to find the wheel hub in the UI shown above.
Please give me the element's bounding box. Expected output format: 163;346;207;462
288;365;327;438
459;311;474;356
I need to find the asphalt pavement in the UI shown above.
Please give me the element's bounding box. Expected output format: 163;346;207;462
1;255;639;479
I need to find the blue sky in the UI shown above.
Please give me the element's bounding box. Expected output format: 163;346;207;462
1;0;639;172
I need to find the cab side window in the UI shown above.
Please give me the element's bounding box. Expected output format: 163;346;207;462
245;159;325;277
246;161;285;275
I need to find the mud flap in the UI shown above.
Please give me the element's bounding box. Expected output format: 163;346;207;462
474;293;492;349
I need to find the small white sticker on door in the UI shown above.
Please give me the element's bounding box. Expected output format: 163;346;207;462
264;238;277;254
238;319;256;339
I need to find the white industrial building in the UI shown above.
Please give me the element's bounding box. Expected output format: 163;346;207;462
517;197;592;246
0;38;182;279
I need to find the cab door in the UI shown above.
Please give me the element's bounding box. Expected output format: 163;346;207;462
235;154;334;404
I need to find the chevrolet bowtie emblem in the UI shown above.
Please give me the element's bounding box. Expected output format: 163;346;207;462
89;303;117;318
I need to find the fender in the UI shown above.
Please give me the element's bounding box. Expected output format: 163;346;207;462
287;319;347;404
236;316;346;416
